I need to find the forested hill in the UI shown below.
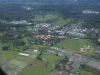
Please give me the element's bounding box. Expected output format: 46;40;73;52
1;0;100;4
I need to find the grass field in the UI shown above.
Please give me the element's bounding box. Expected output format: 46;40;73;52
15;56;32;62
8;59;26;67
30;59;46;67
17;52;62;75
0;42;4;65
49;70;69;75
31;45;49;50
0;42;2;51
2;49;40;75
0;52;4;66
56;38;93;52
55;38;94;57
3;50;19;62
72;69;94;75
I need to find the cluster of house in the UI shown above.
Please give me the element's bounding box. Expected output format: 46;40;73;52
21;6;32;10
57;72;75;75
93;50;100;59
47;47;66;57
48;47;74;71
54;25;100;37
10;20;32;25
82;10;99;14
31;22;100;38
48;47;89;73
80;45;93;52
32;34;65;40
35;23;51;28
32;34;52;40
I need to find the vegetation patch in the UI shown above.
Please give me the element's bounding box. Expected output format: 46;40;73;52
56;38;93;52
29;59;46;67
17;52;62;75
15;56;32;62
8;59;26;67
3;50;19;62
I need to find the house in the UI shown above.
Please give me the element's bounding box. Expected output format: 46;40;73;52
58;71;63;75
18;53;29;57
67;59;74;64
65;65;71;71
69;73;75;75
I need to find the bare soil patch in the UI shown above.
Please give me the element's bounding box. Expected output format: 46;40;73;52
29;59;46;67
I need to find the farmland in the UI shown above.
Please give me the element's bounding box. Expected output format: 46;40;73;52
0;1;100;75
17;52;62;75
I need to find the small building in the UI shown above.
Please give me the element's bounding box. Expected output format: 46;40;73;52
65;65;71;71
18;53;29;57
69;73;75;75
34;50;38;52
58;71;63;75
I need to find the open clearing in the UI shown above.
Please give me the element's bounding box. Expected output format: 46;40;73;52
29;59;46;67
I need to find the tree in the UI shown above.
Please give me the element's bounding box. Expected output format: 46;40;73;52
2;46;9;50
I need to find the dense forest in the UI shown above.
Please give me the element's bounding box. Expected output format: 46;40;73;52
0;2;100;28
1;0;100;4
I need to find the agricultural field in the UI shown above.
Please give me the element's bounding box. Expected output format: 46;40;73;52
0;52;4;66
3;50;19;62
2;49;39;75
31;45;49;51
72;69;94;75
0;1;100;75
17;52;62;75
49;70;69;75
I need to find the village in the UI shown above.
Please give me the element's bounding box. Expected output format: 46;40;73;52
9;20;33;25
32;23;100;36
26;23;100;46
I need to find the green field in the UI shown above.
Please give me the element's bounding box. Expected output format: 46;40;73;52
33;12;73;26
49;70;69;75
72;69;94;75
17;52;62;75
56;38;93;52
15;56;32;62
3;50;19;62
31;45;49;50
